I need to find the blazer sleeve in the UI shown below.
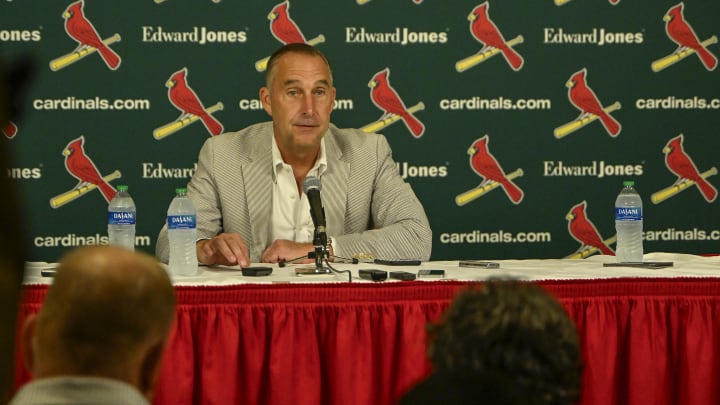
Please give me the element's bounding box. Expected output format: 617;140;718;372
334;135;432;261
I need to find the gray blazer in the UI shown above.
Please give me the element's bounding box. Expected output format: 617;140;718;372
156;122;432;263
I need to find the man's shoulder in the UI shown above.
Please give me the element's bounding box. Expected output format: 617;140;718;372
200;122;272;162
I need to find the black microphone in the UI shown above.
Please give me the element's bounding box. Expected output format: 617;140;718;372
302;176;326;232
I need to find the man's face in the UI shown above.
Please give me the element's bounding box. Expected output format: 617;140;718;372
260;52;336;158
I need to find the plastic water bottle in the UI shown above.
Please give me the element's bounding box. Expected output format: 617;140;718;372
167;188;198;276
615;180;643;263
107;185;135;250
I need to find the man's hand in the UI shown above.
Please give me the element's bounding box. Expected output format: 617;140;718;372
261;240;314;263
196;233;250;267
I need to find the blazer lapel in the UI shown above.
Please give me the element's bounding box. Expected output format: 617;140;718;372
322;130;350;236
243;133;273;256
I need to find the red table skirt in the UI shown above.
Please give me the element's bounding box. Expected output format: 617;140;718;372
15;278;720;405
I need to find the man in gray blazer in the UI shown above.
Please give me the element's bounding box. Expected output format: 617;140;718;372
156;43;431;266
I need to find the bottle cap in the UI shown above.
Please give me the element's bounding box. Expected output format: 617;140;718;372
117;185;128;192
623;180;635;187
175;187;187;195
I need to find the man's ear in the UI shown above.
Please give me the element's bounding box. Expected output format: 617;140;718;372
259;87;272;117
21;314;37;375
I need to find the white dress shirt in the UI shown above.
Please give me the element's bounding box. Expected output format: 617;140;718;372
270;136;327;248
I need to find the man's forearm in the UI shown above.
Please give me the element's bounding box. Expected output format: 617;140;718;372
333;219;432;261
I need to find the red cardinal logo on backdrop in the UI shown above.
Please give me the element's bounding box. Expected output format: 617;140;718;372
368;68;425;138
268;1;306;44
2;121;18;139
62;1;121;70
566;201;615;256
254;1;325;73
62;136;116;203
166;68;224;136
664;3;717;71
663;134;717;202
566;68;621;137
468;2;523;71
468;135;523;204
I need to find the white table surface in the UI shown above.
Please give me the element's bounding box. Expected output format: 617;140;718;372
23;252;720;286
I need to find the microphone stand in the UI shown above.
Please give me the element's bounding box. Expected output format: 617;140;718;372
303;228;331;274
278;229;357;281
281;178;357;281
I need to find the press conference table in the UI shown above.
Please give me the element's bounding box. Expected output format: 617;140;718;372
16;253;720;405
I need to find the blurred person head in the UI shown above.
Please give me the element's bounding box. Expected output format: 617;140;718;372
19;245;176;402
405;279;582;405
0;54;31;402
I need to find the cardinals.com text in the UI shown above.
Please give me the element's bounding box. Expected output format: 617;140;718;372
644;228;720;242
440;230;552;244
440;97;551;111
636;97;720;110
34;233;152;248
33;97;151;111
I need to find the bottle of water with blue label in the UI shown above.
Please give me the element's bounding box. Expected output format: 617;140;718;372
107;185;135;250
167;187;198;276
615;180;643;263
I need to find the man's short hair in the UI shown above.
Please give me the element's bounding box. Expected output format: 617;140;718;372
35;246;176;375
264;43;333;89
427;279;582;405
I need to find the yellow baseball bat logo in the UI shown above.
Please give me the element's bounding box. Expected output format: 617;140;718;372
360;102;425;134
455;35;524;73
651;167;718;204
50;170;122;208
652;36;718;72
455;168;524;206
50;34;121;72
554;102;621;139
153;102;224;140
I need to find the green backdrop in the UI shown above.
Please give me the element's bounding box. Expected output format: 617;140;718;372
2;0;719;262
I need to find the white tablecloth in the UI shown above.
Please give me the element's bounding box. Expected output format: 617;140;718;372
23;252;720;286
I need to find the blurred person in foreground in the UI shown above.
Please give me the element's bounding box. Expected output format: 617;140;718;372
0;54;32;402
400;279;582;405
155;43;431;267
9;245;176;405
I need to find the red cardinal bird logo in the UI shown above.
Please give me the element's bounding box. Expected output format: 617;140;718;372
268;1;306;44
566;201;615;256
566;68;621;137
467;135;523;204
2;121;18;139
368;68;425;138
468;2;523;71
664;3;717;71
166;68;224;136
663;134;717;202
62;1;121;70
62;136;116;203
